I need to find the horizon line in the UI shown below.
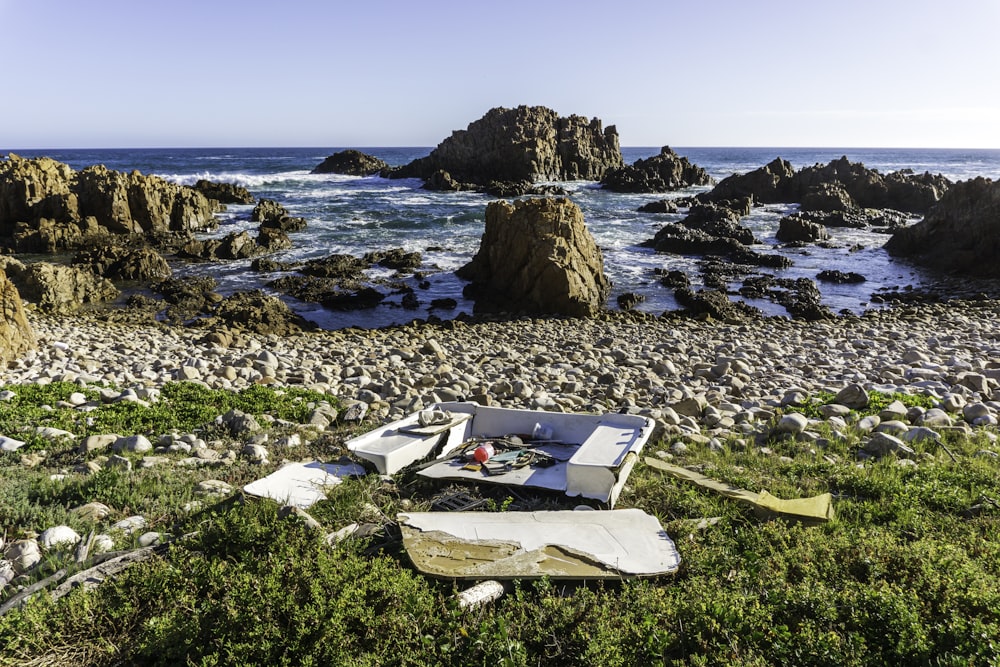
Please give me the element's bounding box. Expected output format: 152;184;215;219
5;144;1000;152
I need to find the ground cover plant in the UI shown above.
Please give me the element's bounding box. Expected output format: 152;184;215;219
0;384;998;666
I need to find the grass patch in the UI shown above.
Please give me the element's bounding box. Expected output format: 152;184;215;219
2;386;999;666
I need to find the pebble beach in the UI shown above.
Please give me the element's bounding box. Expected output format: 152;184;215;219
6;301;1000;440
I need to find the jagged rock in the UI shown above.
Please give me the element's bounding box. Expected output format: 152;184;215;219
0;257;118;314
702;156;950;214
637;199;680;214
817;270;866;284
300;254;370;280
208;290;317;335
800;183;858;212
601;146;714;193
1;154;218;249
776;214;830;242
738;276;833;320
457;197;610;317
423;170;474;192
674;288;761;322
617;292;645;310
885;177;1000;276
364;248;422;272
389;106;623;185
193;179;255;204
260;214;307;232
73;164;216;234
702;157;796;203
311;150;388;176
74;241;172;281
256;227;292;252
0;269;35;367
655;269;690;288
251;199;289;224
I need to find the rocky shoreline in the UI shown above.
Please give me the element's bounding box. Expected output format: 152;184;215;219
6;300;1000;438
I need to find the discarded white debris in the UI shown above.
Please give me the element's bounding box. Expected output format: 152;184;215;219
243;460;366;509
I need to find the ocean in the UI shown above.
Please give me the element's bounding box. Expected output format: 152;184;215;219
7;146;1000;329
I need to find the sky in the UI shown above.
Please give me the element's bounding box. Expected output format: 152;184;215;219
2;0;999;149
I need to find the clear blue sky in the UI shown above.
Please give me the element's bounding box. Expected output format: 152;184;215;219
2;0;998;148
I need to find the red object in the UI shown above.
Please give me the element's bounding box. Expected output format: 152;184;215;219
473;443;494;463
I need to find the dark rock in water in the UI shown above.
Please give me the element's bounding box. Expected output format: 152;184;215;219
194;179;255;204
800;183;857;213
457;197;610;317
251;258;295;273
739;276;833;320
601;146;714;193
617;292;645;310
0;268;36;367
702;155;951;214
429;297;458;310
401;291;420;309
251;199;288;224
776;214;830;243
209;290;317;335
423;170;475;192
300;254;370;280
256;227;292;252
674;287;761;321
638;199;679;214
655;268;689;288
321;287;386;311
817;270;866;284
702;157;796;203
155;276;222;324
387;106;623;185
885;177;1000;276
364;248;422;272
484;180;569;198
311;150;388;176
260;214;307;233
74;241;172;281
182;231;262;261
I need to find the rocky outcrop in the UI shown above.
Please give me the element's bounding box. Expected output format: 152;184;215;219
601;147;714;193
885;177;1000;275
457;197;610;317
388;106;623;185
206;291;317;336
0;269;35;367
0;154;218;250
74;242;172;281
193;179;255;204
776;214;830;243
702;156;950;214
0;258;118;314
252;198;307;232
312;150;388;176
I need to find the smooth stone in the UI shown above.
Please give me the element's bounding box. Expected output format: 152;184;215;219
38;525;81;550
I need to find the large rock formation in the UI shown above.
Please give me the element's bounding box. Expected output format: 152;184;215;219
885;177;1000;275
0;258;118;314
389;106;623;185
311;150;388;176
702;156;950;214
0;269;35;367
601;146;714;193
456;197;610;317
0;154;219;249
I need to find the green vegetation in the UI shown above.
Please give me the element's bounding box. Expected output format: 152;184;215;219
1;384;999;666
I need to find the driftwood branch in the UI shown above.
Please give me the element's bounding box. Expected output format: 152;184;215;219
0;568;67;617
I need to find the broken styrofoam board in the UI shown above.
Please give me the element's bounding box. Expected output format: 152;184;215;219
398;509;681;580
243;460;366;509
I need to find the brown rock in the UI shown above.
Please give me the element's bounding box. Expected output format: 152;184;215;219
390;106;623;185
0;269;35;367
0;258;117;314
457;197;610;317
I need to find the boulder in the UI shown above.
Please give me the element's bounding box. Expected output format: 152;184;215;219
776;214;830;242
601;146;714;193
702;157;796;203
74;241;172;281
193;179;255;204
456;197;610;317
885;177;1000;276
0;154;218;245
311;150;388;176
251;199;288;224
0;258;118;314
208;290;317;335
0;269;35;367
389;106;623;185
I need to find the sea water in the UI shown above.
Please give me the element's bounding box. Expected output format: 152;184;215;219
7;146;1000;329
